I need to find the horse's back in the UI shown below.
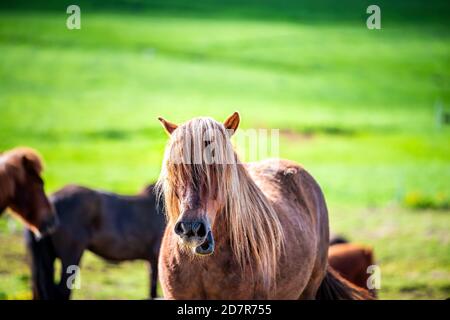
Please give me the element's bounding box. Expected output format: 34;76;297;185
50;184;164;261
97;191;165;244
51;185;102;229
52;184;163;232
246;158;328;230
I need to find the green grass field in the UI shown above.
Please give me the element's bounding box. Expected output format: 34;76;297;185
0;1;449;299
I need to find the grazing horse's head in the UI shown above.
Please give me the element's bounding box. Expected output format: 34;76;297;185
0;147;57;237
157;113;241;256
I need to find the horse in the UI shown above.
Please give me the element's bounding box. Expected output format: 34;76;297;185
0;147;57;236
25;184;165;300
156;112;372;299
328;241;377;297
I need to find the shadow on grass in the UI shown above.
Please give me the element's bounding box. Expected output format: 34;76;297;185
398;283;450;299
280;125;356;141
1;0;449;26
1;127;165;144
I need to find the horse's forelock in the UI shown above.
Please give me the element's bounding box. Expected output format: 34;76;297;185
3;147;43;175
0;147;43;207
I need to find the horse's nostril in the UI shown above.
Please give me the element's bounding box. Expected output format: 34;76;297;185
174;221;185;235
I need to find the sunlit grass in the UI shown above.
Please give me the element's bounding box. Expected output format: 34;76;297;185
0;4;449;299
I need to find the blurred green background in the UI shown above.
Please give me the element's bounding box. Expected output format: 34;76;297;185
0;0;449;299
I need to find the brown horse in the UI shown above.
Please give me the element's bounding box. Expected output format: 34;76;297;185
0;147;57;236
156;112;371;299
328;242;377;297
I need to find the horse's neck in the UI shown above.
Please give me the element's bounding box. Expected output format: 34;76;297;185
183;216;267;299
208;213;243;272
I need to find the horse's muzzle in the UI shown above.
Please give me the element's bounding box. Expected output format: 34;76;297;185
174;218;214;255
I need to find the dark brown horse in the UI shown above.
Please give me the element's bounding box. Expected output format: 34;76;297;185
156;112;372;299
0;147;57;236
25;184;165;300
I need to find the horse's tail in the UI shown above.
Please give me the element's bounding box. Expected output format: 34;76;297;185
316;267;374;300
25;229;58;300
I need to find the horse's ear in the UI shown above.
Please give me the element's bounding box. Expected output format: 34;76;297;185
223;112;240;136
158;117;178;135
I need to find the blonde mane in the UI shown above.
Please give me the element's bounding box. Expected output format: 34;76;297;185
157;117;285;289
0;147;44;206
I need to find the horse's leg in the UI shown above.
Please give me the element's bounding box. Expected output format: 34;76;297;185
57;248;84;300
149;253;159;299
24;229;57;299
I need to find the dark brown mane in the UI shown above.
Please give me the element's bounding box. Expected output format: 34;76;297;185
0;147;44;208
